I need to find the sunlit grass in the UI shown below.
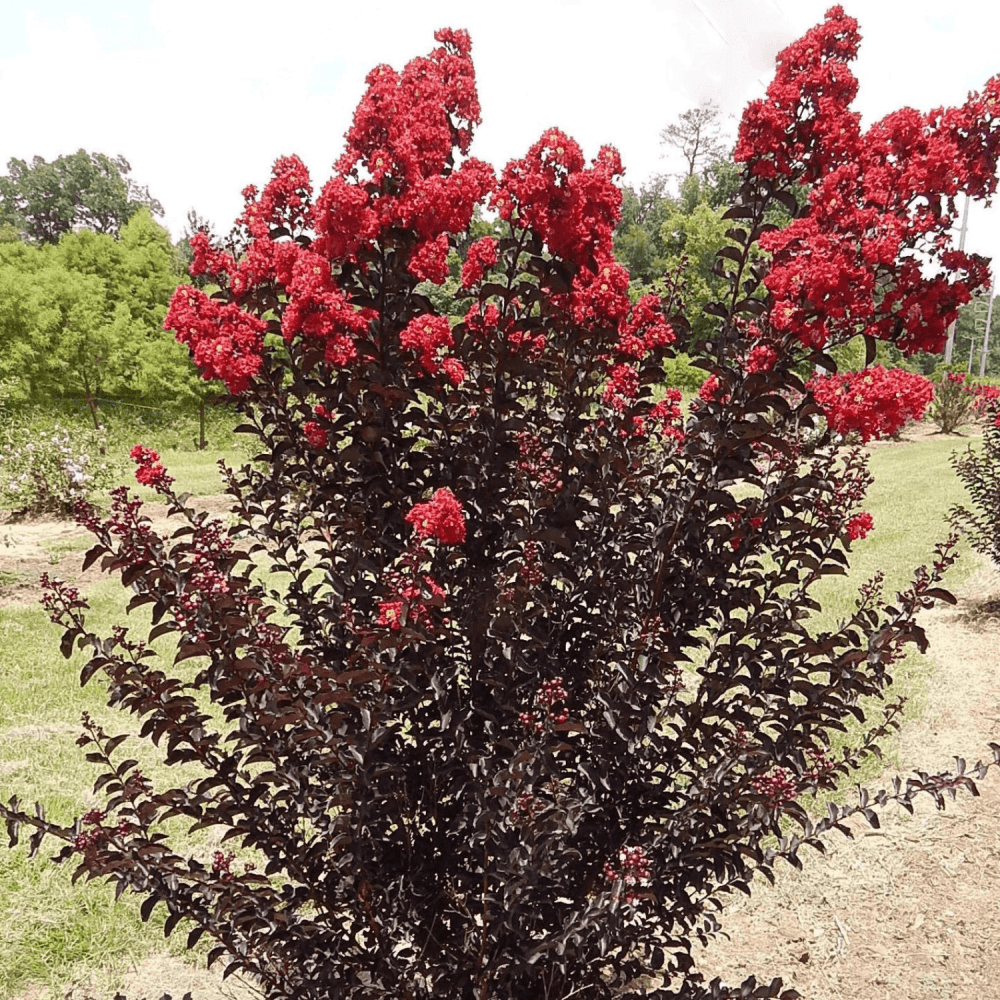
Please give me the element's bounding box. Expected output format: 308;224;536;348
784;430;982;806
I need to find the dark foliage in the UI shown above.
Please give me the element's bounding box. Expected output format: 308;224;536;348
950;402;1000;567
4;169;996;1000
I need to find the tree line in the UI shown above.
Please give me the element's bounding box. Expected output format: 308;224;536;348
0;151;216;424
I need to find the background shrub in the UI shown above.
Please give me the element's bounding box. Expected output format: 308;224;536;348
950;402;1000;568
0;414;123;515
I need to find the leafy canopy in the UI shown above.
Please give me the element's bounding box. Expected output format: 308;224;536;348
0;150;163;245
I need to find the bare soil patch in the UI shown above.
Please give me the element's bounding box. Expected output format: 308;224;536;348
865;416;983;449
15;951;260;1000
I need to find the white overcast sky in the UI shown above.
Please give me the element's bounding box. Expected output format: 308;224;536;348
3;1;1000;282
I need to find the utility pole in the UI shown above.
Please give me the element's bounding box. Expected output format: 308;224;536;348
944;194;971;364
980;271;996;378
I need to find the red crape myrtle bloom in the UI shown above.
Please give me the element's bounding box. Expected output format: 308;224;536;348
807;366;934;442
303;421;327;449
405;488;466;545
163;30;493;394
460;237;499;287
736;7;1000;357
973;383;1000;416
846;512;874;540
129;445;173;491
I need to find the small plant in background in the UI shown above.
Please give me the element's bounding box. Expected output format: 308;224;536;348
971;381;1000;421
0;423;123;516
950;400;1000;568
929;369;977;433
3;11;1000;1000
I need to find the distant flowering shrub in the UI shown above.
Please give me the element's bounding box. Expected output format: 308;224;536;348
0;423;122;515
806;366;934;442
6;11;1000;1000
929;369;979;433
971;381;1000;419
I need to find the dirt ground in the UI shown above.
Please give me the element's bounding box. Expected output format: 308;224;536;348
693;559;1000;999
3;426;999;999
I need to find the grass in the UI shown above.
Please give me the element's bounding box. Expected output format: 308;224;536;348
773;431;984;812
129;443;250;502
0;418;986;998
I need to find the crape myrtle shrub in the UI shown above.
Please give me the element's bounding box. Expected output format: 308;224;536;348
805;366;934;443
950;401;1000;567
6;10;1000;1000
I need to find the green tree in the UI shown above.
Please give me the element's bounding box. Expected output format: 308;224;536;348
0;150;163;244
0;213;208;423
0;243;136;419
54;211;196;390
655;192;732;342
613;176;672;287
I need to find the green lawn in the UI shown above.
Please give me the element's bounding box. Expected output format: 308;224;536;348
0;424;986;998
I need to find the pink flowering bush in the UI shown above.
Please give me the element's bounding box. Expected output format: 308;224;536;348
4;13;1000;1000
0;422;122;515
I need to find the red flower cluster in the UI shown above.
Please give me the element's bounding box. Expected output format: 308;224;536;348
602;364;639;412
973;383;1000;417
616;293;676;359
405;488;466;544
509;791;544;825
237;155;314;239
408;233;451;285
163;289;268;394
603;845;652;905
846;511;874;541
316;28;494;257
807;366;934;442
303;421;327;449
460;237;499;287
745;343;778;374
630;390;684;443
165;31;492;395
399;314;460;379
493;129;622;268
737;7;1000;354
697;375;726;404
130;444;173;491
